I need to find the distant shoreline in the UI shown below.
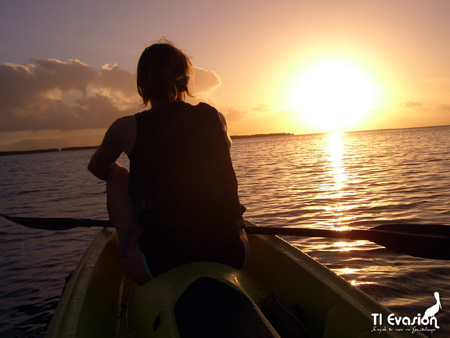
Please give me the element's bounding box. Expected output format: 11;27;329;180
230;132;294;139
0;146;98;157
2;125;449;156
0;133;294;156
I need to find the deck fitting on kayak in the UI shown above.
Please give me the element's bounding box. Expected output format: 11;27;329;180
153;311;164;331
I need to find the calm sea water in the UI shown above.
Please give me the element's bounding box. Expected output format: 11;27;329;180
1;125;449;337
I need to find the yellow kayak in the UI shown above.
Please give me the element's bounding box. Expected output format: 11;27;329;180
45;221;425;337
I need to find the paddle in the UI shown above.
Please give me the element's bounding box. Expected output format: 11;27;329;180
244;220;450;260
2;214;449;260
0;214;110;230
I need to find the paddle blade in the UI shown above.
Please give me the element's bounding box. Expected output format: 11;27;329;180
245;223;450;260
363;224;450;260
371;223;450;237
1;214;112;230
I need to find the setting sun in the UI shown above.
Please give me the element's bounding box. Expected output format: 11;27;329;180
287;58;381;132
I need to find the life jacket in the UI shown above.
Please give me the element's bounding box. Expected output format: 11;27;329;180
128;101;246;274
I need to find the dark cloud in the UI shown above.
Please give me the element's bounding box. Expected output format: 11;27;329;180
31;59;96;93
0;59;137;132
0;59;222;132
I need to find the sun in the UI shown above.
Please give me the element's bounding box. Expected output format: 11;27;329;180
287;58;381;132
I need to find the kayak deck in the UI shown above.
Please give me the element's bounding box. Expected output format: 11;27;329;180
128;261;279;337
45;226;425;338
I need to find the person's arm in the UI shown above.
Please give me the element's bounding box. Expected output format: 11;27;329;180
218;112;232;150
88;116;136;180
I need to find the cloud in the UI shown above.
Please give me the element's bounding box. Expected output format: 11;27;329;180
214;103;279;124
251;104;271;113
0;59;139;132
0;59;223;133
93;63;137;98
439;104;450;111
190;67;222;94
220;106;247;122
402;100;422;108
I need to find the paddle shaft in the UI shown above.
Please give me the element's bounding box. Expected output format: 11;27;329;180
2;214;449;260
244;220;450;260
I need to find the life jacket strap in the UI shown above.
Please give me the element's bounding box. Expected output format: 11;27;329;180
137;198;152;210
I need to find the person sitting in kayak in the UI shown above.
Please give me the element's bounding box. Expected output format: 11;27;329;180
88;41;248;284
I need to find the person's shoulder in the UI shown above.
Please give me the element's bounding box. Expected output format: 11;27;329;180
105;115;136;144
192;102;226;122
110;115;136;132
104;115;137;155
195;101;218;112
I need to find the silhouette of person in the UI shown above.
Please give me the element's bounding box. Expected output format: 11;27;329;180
88;41;248;284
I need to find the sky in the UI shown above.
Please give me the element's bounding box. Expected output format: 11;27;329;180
1;0;450;151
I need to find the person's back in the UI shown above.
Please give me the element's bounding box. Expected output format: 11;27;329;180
129;101;246;276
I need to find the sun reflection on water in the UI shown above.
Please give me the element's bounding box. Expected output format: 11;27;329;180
321;132;355;227
335;267;362;286
333;240;368;252
327;132;346;192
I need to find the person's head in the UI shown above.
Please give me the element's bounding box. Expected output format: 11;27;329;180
137;40;192;106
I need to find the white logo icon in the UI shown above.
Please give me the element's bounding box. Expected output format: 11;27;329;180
423;292;442;321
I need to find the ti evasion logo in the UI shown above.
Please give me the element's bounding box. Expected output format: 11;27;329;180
371;292;442;335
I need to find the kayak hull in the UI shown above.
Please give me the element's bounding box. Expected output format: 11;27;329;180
45;228;132;338
45;224;425;337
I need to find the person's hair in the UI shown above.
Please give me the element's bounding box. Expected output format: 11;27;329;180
137;40;192;106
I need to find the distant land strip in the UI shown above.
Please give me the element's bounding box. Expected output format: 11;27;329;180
0;133;294;156
231;132;294;139
0;146;98;156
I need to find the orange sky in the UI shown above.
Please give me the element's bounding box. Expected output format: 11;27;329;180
1;0;450;151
